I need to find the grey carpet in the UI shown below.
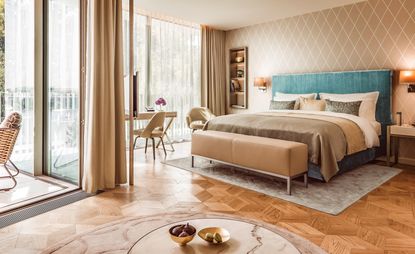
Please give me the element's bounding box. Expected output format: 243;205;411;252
164;157;402;215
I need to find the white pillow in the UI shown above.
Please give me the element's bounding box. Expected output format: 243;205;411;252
299;97;326;111
319;92;379;121
274;92;317;110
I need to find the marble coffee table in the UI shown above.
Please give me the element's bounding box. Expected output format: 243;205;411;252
130;218;301;253
42;213;326;254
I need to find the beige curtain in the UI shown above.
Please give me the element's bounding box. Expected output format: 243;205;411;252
83;0;126;193
201;26;227;116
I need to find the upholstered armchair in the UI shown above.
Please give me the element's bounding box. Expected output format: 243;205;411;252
186;107;215;132
0;112;22;191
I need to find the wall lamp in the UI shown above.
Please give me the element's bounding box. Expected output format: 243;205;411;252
254;77;267;92
399;70;415;93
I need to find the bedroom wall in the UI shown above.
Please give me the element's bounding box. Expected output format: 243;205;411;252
225;0;415;164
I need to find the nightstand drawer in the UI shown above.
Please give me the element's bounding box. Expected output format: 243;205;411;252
390;125;415;136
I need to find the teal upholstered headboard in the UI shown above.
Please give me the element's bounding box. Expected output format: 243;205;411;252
272;70;393;125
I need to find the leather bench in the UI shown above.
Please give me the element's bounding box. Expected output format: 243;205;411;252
191;130;308;195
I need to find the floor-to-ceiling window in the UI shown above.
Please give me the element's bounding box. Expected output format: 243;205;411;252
2;0;35;174
0;0;82;212
150;18;201;140
123;8;201;141
46;0;80;184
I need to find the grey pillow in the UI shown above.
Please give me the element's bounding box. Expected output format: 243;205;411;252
269;100;296;110
325;100;362;116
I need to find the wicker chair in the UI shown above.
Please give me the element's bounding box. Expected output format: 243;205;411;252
0;112;22;191
186;107;215;132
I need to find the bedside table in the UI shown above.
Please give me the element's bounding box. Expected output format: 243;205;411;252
387;125;415;166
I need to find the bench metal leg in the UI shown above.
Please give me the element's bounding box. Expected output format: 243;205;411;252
304;173;308;188
191;156;194;168
287;178;291;195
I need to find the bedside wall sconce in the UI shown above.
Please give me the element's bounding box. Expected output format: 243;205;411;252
254;77;267;92
399;70;415;93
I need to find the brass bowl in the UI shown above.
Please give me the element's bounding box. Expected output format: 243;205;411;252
169;224;196;246
198;227;231;244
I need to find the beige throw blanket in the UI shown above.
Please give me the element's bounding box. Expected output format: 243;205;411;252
204;112;366;181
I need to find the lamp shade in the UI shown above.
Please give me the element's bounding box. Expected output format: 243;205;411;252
254;77;266;87
399;70;415;84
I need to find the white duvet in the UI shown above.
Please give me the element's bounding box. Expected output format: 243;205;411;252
268;110;380;148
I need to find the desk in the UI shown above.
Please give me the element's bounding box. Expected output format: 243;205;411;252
387;125;415;166
125;111;177;151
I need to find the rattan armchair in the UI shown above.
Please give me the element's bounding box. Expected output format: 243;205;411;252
0;112;22;191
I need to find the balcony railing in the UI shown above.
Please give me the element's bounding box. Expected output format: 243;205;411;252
0;91;78;172
1;90;195;171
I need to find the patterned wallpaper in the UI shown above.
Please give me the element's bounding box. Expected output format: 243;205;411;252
225;0;415;161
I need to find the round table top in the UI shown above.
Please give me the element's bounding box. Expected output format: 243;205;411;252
130;218;301;254
43;213;326;254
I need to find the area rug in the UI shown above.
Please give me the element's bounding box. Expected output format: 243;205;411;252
41;212;326;254
164;157;402;215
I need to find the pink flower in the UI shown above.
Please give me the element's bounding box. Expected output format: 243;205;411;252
155;97;167;106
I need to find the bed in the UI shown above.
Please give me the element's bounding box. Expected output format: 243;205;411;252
205;70;393;181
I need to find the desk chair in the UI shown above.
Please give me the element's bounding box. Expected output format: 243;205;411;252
133;112;167;159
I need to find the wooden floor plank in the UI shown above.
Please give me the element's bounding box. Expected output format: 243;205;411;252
1;142;414;254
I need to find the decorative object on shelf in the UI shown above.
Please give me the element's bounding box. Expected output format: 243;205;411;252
254;77;267;92
231;79;241;92
155;97;167;111
235;56;244;63
236;69;244;78
169;223;196;246
399;70;415;93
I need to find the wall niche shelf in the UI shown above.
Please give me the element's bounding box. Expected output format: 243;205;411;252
229;47;247;109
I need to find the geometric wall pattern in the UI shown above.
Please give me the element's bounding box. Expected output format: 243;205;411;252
226;0;415;159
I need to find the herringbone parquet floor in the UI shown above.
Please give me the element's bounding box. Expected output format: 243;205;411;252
0;142;414;253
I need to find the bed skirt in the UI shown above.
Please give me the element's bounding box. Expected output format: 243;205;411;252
308;148;377;181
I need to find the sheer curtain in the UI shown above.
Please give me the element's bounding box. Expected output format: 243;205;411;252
150;19;201;140
122;12;148;114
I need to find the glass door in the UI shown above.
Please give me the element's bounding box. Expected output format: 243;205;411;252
46;0;81;184
2;0;35;174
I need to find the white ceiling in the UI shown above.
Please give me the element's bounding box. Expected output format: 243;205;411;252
137;0;366;30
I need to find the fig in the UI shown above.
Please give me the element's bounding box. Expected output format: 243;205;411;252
178;231;189;237
172;225;184;236
183;223;195;235
205;233;214;242
213;233;222;243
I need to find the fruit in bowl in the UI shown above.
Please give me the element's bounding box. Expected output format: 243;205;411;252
198;227;230;244
169;223;196;246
